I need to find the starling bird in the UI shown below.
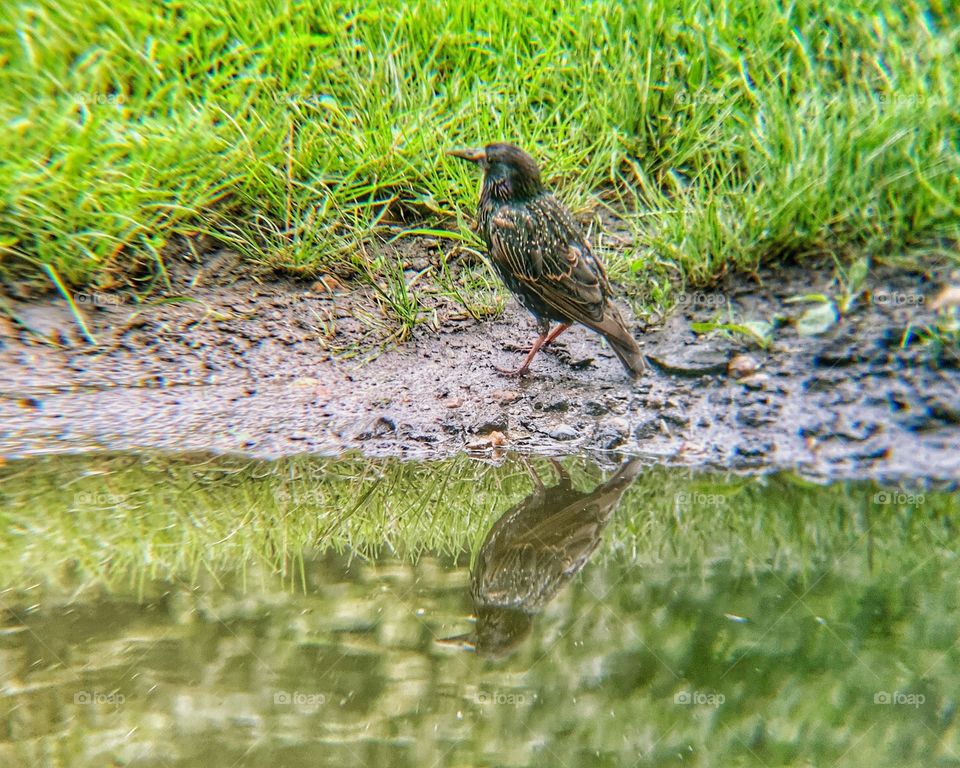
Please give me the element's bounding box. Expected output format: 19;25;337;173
448;143;646;377
439;457;644;657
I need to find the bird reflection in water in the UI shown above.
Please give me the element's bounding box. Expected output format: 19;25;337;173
442;457;644;658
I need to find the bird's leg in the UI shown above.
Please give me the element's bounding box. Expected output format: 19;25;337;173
542;323;571;348
519;456;546;494
547;458;571;487
494;325;552;376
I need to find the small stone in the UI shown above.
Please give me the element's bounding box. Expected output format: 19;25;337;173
739;373;769;390
490;389;521;404
634;419;661;440
606;417;630;434
311;275;341;293
444;397;464;409
548;424;579;441
470;410;508;434
728;354;759;379
599;432;625;449
584;400;609;416
357;415;396;439
596;417;630;449
734;440;772;458
465;431;507;450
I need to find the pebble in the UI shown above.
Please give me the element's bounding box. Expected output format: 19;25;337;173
739;373;770;390
311;275;341;293
470;410;508;434
606;417;630;434
465;431;507;450
584;400;609;416
357;415;396;439
490;389;521;404
728;354;759;379
548;424;579;441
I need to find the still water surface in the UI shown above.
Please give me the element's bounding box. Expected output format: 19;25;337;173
1;453;957;766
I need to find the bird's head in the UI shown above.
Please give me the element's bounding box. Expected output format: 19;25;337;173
447;143;544;201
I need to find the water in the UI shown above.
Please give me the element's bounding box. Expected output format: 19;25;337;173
1;453;957;766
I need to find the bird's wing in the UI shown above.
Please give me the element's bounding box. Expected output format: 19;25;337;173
489;195;609;323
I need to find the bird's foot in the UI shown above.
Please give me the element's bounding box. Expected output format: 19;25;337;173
493;363;532;377
547;344;594;370
565;356;595;371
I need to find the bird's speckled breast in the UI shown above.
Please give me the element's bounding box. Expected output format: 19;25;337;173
477;200;574;325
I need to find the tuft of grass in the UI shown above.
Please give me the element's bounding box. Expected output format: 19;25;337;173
1;1;957;325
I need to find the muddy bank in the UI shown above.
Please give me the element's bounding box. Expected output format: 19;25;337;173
1;248;958;481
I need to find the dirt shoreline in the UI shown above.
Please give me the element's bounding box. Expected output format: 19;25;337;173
1;248;958;483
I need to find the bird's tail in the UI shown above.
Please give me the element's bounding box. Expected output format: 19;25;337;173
587;306;647;378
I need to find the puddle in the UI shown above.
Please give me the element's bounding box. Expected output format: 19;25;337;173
1;453;957;766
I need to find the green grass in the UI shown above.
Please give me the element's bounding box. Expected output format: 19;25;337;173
1;1;957;321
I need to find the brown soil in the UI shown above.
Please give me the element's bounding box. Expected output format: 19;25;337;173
1;243;958;481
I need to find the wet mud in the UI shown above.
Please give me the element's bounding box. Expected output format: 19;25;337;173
1;245;958;481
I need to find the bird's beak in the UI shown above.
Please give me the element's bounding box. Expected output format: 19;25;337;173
435;632;477;652
446;147;486;164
